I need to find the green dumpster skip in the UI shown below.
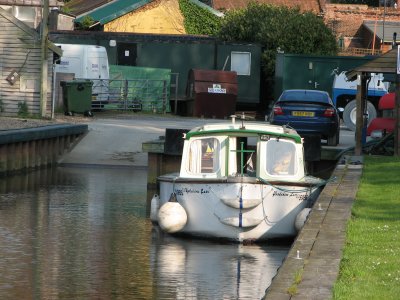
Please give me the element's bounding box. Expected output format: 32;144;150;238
60;80;93;116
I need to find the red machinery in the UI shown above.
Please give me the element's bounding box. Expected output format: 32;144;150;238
367;93;395;136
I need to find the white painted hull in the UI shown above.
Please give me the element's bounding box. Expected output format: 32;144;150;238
156;176;321;242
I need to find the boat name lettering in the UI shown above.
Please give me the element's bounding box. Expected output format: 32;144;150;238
295;194;308;201
272;191;307;201
175;188;210;195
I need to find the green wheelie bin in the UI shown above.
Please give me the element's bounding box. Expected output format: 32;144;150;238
60;80;93;117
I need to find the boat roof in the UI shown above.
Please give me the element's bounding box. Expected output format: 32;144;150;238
185;121;302;143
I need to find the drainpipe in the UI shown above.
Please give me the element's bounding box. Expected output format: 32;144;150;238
40;0;49;118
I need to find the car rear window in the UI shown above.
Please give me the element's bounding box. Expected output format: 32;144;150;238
280;90;329;103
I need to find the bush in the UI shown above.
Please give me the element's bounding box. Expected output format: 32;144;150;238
18;101;29;117
216;3;338;78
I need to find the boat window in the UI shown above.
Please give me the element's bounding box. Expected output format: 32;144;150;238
230;137;256;177
187;138;220;174
266;140;296;176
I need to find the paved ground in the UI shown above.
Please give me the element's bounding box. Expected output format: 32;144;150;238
57;113;228;167
56;113;355;167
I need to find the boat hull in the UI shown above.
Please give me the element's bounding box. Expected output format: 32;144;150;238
155;175;321;242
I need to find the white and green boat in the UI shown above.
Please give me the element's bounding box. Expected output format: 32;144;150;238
151;115;324;243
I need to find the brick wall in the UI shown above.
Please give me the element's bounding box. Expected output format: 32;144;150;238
325;4;400;39
324;4;400;53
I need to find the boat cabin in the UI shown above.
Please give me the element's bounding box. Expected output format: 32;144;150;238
179;122;307;182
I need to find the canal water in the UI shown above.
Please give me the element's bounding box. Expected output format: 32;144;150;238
0;166;289;300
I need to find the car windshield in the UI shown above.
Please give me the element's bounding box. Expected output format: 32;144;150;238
280;90;329;104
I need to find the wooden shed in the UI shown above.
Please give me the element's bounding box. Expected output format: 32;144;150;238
0;6;62;117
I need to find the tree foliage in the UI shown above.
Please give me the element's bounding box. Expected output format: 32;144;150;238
179;0;221;35
216;3;338;78
78;15;95;30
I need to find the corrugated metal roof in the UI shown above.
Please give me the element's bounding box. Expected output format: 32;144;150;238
364;20;400;44
75;0;152;25
64;0;112;16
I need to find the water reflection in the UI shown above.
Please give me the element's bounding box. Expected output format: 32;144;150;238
0;167;288;299
151;230;288;300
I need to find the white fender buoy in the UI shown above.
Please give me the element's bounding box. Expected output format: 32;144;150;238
158;194;187;233
295;208;312;232
150;194;160;223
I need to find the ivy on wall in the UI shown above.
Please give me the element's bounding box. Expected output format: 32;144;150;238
179;0;221;35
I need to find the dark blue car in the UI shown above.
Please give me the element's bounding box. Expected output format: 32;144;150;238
269;89;340;146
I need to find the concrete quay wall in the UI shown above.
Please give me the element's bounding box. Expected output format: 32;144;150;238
0;124;88;176
264;155;363;299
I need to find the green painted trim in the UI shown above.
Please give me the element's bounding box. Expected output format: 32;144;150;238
99;0;151;24
75;0;152;25
188;0;224;17
185;129;302;143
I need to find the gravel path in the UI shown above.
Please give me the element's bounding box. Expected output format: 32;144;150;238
0;114;92;131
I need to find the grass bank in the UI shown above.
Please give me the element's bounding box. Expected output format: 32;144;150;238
333;156;400;299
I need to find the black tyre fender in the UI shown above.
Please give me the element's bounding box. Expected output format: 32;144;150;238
327;130;339;146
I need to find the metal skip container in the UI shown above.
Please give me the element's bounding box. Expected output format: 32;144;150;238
186;69;238;118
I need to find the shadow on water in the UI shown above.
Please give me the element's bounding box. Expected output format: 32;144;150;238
0;167;289;300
